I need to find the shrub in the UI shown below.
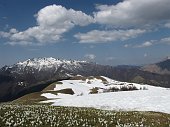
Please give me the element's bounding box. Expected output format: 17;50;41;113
120;86;138;91
89;87;99;94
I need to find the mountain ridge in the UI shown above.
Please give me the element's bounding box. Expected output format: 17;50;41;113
0;57;113;102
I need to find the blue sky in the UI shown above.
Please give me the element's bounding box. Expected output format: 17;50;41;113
0;0;170;67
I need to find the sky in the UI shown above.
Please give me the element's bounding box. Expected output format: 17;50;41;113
1;0;170;67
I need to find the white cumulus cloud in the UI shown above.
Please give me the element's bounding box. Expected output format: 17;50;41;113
131;36;170;48
0;31;11;38
1;5;94;45
75;29;146;43
135;41;153;48
106;57;115;61
165;23;170;28
84;54;96;60
160;37;170;44
94;0;170;28
144;53;148;57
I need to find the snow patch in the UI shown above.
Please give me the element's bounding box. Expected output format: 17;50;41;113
51;89;170;114
41;93;58;99
40;76;170;114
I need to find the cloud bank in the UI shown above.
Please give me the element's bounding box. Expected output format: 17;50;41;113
1;0;170;45
75;0;170;44
84;54;96;60
75;29;146;43
1;5;94;45
94;0;170;27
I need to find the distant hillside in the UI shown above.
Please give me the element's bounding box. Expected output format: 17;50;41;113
112;66;170;88
141;58;170;75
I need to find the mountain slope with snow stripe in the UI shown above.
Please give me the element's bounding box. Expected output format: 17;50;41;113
0;57;114;102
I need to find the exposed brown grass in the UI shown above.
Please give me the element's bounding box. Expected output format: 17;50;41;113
13;92;46;104
55;88;74;95
70;75;85;80
42;82;63;92
95;76;108;82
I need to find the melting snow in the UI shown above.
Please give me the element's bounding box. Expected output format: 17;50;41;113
41;93;58;99
41;76;170;114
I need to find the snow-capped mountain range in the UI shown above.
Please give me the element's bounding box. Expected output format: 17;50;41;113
14;57;87;72
0;57;113;102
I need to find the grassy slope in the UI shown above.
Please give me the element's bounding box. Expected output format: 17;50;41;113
0;104;170;127
13;81;62;104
